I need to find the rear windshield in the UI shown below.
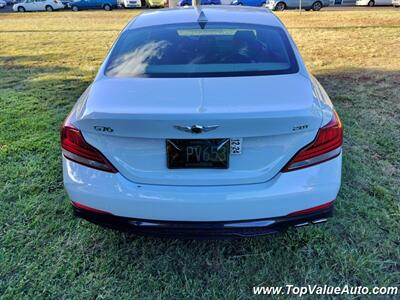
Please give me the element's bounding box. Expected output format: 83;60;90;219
105;22;299;78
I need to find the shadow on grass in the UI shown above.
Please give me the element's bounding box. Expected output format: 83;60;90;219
0;54;91;112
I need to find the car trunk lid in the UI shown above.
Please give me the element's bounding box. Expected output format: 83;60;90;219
74;74;322;185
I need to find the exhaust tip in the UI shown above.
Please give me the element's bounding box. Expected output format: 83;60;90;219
295;219;328;228
312;218;328;224
294;222;309;228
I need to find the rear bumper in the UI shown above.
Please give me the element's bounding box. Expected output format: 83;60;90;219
63;153;341;221
73;202;334;239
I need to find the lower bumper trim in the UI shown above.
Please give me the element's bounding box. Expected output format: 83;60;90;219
72;203;334;239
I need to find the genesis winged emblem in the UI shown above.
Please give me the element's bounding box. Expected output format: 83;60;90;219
174;124;219;134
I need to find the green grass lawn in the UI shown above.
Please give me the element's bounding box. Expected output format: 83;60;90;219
0;10;399;299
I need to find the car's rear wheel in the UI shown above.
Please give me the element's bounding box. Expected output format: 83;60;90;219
311;1;322;10
17;5;25;11
275;1;285;10
71;5;78;10
45;5;53;11
367;0;374;5
103;3;111;10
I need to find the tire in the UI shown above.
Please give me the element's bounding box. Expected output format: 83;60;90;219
274;1;285;10
311;1;322;10
103;3;111;10
71;5;78;10
45;5;53;11
367;0;374;5
17;5;25;11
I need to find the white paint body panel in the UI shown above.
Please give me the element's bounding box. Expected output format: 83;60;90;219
63;154;341;221
63;7;342;221
75;74;323;186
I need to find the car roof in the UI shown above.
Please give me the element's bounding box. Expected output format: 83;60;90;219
127;6;282;30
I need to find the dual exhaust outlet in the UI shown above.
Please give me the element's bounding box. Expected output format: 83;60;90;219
294;218;328;228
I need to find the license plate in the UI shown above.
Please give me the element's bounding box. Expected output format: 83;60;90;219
166;139;230;169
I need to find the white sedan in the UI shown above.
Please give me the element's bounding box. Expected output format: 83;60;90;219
13;0;64;11
355;0;392;5
62;6;343;238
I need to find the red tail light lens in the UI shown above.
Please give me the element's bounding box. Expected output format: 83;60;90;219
61;124;118;173
283;111;343;172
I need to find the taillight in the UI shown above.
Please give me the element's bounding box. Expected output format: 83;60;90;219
61;123;118;173
283;111;343;172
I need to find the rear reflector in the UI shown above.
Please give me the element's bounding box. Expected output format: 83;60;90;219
283;111;343;172
61;123;118;173
72;202;113;215
288;200;335;216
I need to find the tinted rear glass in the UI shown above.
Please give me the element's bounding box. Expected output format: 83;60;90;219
105;22;299;78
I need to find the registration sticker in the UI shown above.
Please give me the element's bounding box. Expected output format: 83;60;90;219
230;138;242;155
